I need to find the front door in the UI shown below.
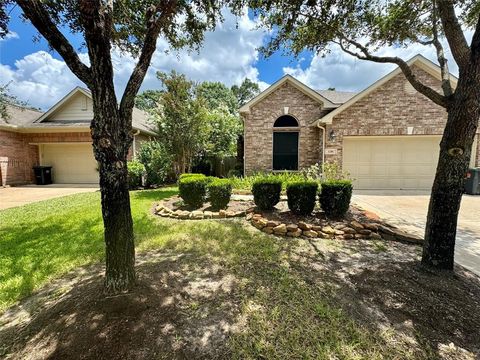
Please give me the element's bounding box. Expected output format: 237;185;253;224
273;132;299;170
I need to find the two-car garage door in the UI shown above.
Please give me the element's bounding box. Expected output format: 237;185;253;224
40;143;99;184
343;136;477;190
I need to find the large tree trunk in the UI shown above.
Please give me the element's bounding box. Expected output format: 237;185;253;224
422;69;480;269
91;91;136;293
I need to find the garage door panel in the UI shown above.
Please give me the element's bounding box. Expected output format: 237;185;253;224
41;143;99;184
343;136;441;190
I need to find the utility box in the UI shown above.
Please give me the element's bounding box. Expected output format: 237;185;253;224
465;168;480;195
33;166;53;185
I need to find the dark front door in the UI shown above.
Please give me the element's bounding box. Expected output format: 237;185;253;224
273;132;299;170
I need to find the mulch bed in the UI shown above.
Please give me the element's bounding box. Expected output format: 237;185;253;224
162;195;254;213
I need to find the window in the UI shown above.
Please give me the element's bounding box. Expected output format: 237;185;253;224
273;132;299;170
274;115;298;127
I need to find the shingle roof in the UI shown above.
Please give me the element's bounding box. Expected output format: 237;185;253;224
1;104;43;126
316;90;358;105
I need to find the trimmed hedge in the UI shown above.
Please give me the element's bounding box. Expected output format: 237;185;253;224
286;181;319;215
319;180;353;217
208;178;232;210
251;176;282;210
179;173;206;180
178;175;208;208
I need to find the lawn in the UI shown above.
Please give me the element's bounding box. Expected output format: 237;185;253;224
1;189;479;359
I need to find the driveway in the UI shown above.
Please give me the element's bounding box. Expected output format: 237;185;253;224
353;190;480;276
0;184;99;210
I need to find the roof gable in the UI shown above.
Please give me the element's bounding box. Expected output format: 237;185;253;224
36;87;92;123
239;75;337;113
317;54;457;124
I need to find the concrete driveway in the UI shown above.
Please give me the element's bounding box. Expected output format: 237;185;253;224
353;190;480;276
0;184;99;210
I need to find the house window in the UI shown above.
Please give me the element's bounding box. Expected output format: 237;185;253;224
273;115;299;170
274;115;298;127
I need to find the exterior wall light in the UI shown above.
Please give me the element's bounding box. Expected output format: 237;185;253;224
328;130;336;142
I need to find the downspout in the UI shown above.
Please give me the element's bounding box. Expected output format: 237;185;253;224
317;123;326;171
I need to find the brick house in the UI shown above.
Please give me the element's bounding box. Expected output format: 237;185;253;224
0;87;155;186
240;54;480;190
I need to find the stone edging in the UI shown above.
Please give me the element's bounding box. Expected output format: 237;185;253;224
247;212;423;244
154;203;248;220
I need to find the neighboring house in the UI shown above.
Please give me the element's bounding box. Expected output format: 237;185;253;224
0;87;156;186
240;54;480;190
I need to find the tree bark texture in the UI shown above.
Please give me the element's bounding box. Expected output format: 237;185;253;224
422;64;480;269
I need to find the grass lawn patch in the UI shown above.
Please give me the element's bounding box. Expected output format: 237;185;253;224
1;189;480;359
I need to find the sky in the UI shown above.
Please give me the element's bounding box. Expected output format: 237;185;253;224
0;5;466;111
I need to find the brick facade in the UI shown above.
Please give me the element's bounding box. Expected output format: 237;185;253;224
243;82;323;174
243;65;479;175
326;66;480;167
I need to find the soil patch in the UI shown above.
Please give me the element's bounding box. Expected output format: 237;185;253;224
162;195;254;213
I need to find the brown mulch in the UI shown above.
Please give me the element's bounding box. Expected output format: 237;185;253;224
162;195;255;213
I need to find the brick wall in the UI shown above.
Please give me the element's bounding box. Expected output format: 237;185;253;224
0;130;39;185
325;65;480;167
243;82;323;174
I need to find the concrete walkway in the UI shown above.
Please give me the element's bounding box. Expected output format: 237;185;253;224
0;184;99;210
353;190;480;276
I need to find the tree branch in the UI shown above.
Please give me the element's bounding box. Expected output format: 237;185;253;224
432;0;453;96
471;10;480;59
337;38;448;108
119;0;178;118
15;0;92;87
436;0;470;70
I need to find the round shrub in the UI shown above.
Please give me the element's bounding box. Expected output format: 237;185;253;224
208;178;232;209
319;180;353;217
251;176;282;210
178;175;208;209
286;181;319;215
127;160;145;189
179;173;206;180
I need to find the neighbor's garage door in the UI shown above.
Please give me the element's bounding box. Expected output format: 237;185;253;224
343;136;478;190
41;143;99;184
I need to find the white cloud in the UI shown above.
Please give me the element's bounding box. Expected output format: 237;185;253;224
0;31;19;42
282;36;470;92
1;9;268;110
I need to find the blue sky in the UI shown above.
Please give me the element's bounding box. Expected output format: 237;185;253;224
0;6;461;110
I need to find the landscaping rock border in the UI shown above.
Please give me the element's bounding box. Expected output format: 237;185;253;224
247;211;423;244
154;203;251;220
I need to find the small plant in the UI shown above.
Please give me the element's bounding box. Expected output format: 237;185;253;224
127;160;145;189
286;181;319;215
227;169;242;178
251;176;282;210
319;180;353;217
208;178;232;209
178;174;208;208
321;161;352;182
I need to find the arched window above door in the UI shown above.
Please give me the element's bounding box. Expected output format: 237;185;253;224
273;115;298;127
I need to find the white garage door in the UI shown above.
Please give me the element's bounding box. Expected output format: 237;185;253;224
343;136;477;190
41;143;99;184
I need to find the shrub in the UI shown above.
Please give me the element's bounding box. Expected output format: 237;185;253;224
251;176;282;210
319;180;353;217
178;175;208;209
227;169;242;178
286;181;319;215
179;173;206;180
230;172;304;191
208;178;232;209
127;160;145;189
138;142;173;186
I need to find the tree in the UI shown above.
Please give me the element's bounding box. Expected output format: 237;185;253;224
0;82;30;121
197;81;238;115
1;0;224;292
135;89;163;111
246;0;480;270
231;77;260;106
152;71;209;174
204;108;242;157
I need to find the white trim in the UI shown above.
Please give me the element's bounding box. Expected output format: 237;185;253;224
316;54;458;125
239;74;336;114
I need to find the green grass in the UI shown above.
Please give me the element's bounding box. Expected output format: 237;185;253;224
1;189;422;358
230;172;308;191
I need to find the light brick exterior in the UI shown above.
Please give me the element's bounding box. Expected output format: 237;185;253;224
243;82;324;174
243;66;480;175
